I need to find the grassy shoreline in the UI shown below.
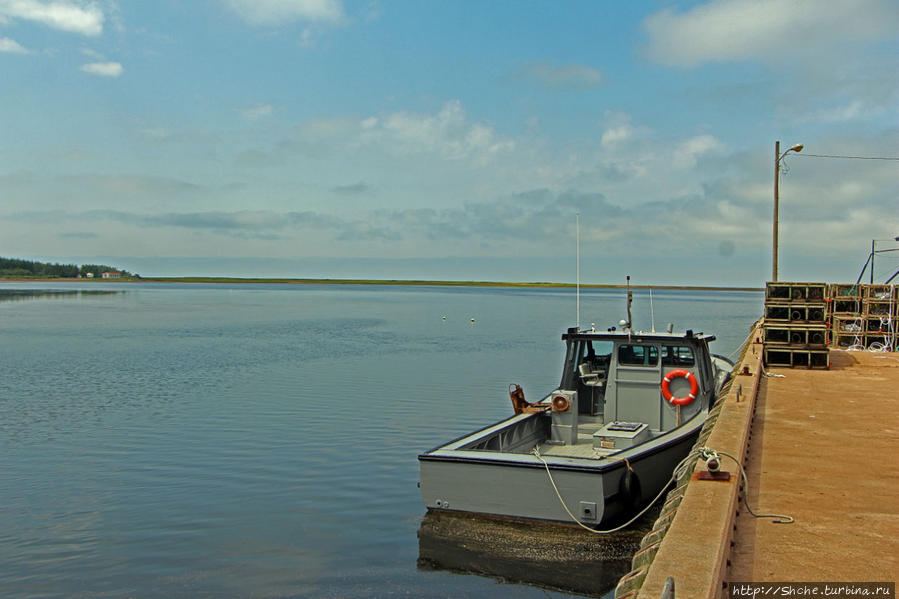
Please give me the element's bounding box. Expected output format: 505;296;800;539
0;276;763;292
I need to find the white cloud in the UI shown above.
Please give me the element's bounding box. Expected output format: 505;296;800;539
0;0;105;36
673;134;726;169
599;112;650;148
372;100;515;160
220;0;343;26
643;0;899;67
601;125;633;147
0;35;29;53
298;27;315;47
240;104;274;120
79;45;103;59
802;100;890;124
80;60;122;76
138;127;174;141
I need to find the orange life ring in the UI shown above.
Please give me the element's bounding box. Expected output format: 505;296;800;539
551;395;571;412
661;369;698;406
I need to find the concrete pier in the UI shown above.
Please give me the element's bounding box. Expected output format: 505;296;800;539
729;350;898;583
631;337;899;598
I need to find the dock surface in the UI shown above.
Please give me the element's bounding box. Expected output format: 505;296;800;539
633;345;899;598
730;350;898;582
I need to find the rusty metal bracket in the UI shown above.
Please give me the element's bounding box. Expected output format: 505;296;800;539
695;470;732;482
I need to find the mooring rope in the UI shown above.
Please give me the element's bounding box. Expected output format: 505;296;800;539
532;444;793;534
695;447;794;524
727;326;758;361
532;446;673;534
760;363;786;378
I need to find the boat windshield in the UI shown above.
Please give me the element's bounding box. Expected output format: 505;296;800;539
561;339;613;389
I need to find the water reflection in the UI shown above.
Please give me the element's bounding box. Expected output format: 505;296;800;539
0;289;123;302
417;510;654;598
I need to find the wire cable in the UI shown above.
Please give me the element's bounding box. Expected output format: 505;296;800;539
699;448;794;524
794;153;899;161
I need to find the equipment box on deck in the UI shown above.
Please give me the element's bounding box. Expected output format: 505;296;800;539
593;421;650;451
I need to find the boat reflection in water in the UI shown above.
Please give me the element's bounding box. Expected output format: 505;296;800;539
417;508;656;598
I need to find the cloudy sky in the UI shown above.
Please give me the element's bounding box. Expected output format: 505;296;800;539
1;0;897;284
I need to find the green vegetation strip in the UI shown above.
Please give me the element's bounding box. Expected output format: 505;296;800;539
141;277;761;291
0;267;761;291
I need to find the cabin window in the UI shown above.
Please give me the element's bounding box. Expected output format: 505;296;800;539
618;344;658;366
574;340;613;373
561;339;615;389
583;341;613;364
662;346;695;367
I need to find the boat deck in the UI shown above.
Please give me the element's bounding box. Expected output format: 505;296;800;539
535;421;648;459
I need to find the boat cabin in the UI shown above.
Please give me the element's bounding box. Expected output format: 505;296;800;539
558;327;717;436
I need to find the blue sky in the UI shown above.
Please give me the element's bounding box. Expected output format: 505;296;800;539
1;0;897;284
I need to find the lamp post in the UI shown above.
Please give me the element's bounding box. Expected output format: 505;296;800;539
772;141;804;282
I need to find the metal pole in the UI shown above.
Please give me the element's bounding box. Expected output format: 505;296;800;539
660;576;675;599
870;239;875;285
773;140;780;282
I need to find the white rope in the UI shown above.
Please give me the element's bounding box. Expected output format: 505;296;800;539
852;316;864;350
760;363;786;378
531;445;793;533
698;447;794;524
726;327;757;361
531;447;676;534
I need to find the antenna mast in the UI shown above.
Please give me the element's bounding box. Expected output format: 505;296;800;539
626;275;633;337
576;212;580;329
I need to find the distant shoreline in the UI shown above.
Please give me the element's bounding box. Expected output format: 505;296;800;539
0;276;763;292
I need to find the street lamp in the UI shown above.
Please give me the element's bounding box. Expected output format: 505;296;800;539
772;141;804;282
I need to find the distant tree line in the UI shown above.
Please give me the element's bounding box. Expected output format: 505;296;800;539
0;257;137;278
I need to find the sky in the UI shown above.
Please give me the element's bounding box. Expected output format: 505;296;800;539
1;0;897;285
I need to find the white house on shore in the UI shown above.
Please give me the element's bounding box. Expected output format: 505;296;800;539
101;271;121;279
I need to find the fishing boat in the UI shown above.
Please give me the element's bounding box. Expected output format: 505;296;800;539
418;312;734;529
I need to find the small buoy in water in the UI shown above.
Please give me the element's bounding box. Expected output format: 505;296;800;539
442;315;447;321
470;318;475;323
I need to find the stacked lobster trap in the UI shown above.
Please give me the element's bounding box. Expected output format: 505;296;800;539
762;281;898;368
763;282;830;368
827;283;897;351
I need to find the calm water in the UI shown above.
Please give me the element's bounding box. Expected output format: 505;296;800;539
0;282;762;598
